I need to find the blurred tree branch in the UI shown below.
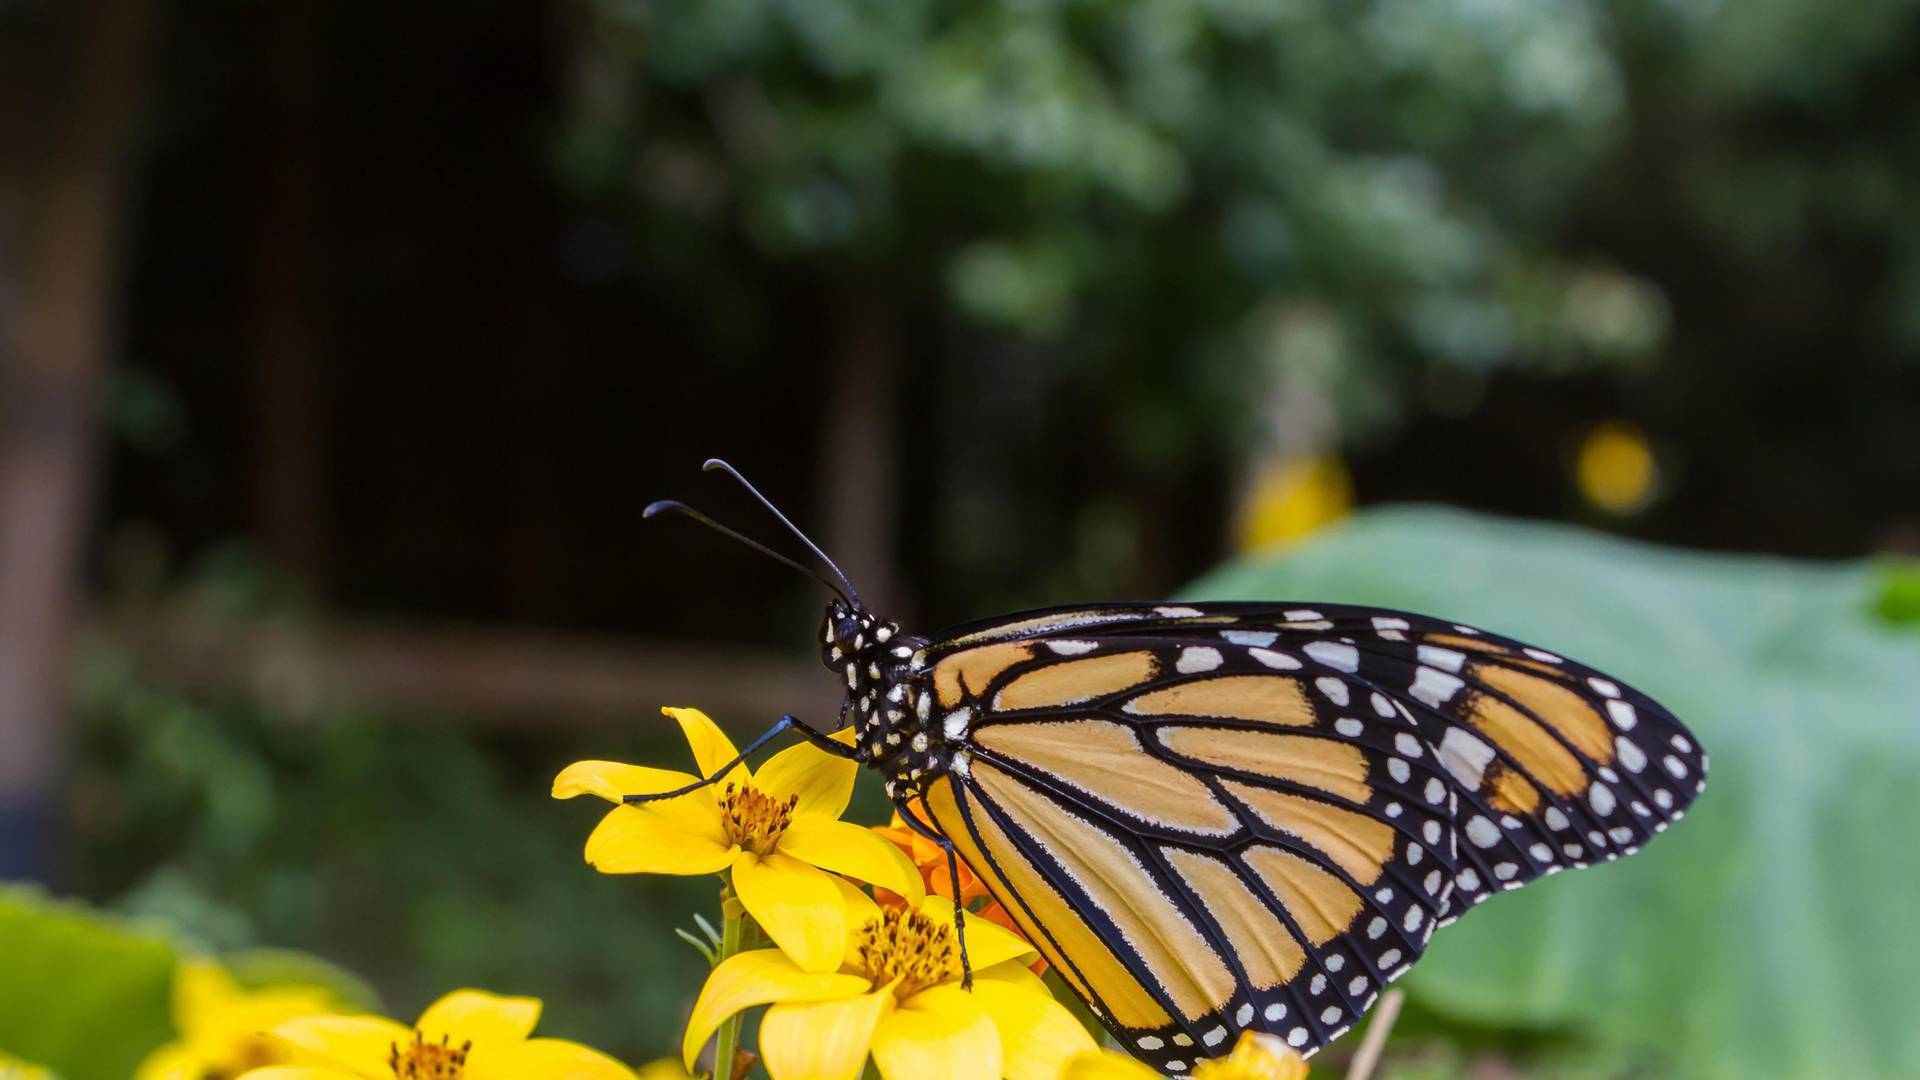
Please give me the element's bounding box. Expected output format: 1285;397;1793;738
0;0;158;880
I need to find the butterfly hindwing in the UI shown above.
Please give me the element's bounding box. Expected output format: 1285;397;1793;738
906;602;1704;1072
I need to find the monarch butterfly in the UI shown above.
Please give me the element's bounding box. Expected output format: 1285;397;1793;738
641;460;1706;1074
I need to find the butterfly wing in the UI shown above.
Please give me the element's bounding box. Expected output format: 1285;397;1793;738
906;602;1704;1073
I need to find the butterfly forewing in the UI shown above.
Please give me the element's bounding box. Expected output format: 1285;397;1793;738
908;602;1704;1072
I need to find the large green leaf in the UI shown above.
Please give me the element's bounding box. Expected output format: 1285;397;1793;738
0;887;175;1080
1186;507;1920;1079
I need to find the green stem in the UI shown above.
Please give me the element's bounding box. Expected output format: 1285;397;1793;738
712;880;747;1080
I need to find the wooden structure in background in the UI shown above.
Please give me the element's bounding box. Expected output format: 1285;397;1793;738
0;0;156;880
93;604;841;730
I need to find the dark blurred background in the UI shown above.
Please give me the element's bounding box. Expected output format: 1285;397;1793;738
3;0;1918;1071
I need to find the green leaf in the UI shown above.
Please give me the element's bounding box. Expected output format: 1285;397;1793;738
1186;507;1920;1079
0;887;175;1080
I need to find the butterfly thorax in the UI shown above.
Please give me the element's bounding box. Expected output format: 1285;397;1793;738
819;602;942;796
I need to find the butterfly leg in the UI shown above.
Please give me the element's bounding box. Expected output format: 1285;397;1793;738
623;714;852;806
897;801;973;990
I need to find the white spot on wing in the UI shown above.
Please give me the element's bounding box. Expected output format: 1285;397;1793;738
1249;648;1302;670
1588;677;1621;698
1466;815;1501;848
1046;640;1100;655
1523;648;1563;664
1394;733;1424;758
1176;647;1223;674
1221;629;1278;647
1388;758;1412;784
1335;718;1364;737
1416;645;1466;672
1315;676;1351;706
944;708;972;740
1156;606;1206;618
1615;736;1646;773
1285;610;1323;622
1202;1026;1227;1047
1607;700;1638;730
1370;692;1394;718
1589;783;1617;816
1411;667;1465;708
1372;617;1410;631
1304;641;1360;672
1437;727;1495;789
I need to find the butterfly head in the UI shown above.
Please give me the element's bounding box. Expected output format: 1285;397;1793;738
818;600;905;690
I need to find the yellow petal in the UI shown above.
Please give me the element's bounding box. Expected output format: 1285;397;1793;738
872;984;1001;1080
968;967;1097;1080
552;761;726;840
195;987;338;1052
663;707;749;786
777;819;924;905
267;1015;411;1078
552;760;704;804
478;1038;638;1080
416;989;540;1059
1058;1049;1162;1080
232;1070;361;1080
636;1060;695;1080
134;1044;201;1080
914;895;1035;972
752;741;856;820
584;806;738;875
681;950;871;1070
733;851;848;974
830;876;886;969
173;957;241;1032
759;987;895;1080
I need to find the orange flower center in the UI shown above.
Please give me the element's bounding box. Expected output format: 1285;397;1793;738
388;1030;470;1079
719;782;798;855
855;906;958;1000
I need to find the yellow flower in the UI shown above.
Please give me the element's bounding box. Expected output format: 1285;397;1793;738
870;814;1043;975
634;1060;694;1080
553;706;923;973
1236;456;1352;553
682;885;1094;1080
134;958;337;1080
235;988;634;1080
1575;421;1658;515
1060;1031;1307;1080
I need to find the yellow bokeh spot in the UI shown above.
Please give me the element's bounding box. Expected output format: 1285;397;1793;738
1237;456;1353;553
1575;422;1658;515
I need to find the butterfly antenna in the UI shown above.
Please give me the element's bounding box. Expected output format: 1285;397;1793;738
702;458;862;606
642;500;851;604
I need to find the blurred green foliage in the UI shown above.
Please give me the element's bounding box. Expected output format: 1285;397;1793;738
563;0;1664;449
0;889;172;1080
1194;508;1920;1079
64;641;736;1067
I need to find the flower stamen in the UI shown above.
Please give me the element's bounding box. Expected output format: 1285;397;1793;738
855;906;959;1000
388;1030;470;1079
718;782;800;855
